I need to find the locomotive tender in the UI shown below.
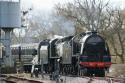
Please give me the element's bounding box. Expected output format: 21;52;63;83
10;31;111;76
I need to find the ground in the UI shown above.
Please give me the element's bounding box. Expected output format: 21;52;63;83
2;64;125;83
107;64;125;77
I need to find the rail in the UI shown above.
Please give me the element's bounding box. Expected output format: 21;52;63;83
1;74;125;83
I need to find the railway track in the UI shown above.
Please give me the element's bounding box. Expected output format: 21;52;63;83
1;74;125;83
58;75;125;83
85;76;125;83
2;75;43;83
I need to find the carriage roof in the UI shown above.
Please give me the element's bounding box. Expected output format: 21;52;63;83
11;43;39;49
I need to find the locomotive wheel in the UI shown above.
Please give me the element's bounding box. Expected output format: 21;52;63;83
93;69;105;77
85;68;104;77
86;69;92;76
98;69;105;77
79;68;87;76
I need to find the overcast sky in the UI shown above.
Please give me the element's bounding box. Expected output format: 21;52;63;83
21;0;71;9
21;0;125;11
12;0;125;37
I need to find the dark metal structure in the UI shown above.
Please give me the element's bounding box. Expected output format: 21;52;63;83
79;31;111;76
5;31;111;76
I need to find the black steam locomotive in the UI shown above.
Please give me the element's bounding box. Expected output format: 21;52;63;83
10;31;111;76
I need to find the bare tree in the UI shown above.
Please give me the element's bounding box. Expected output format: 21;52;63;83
56;0;111;33
104;10;125;63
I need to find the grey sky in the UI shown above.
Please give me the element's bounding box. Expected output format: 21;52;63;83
21;0;125;11
13;0;125;37
21;0;71;11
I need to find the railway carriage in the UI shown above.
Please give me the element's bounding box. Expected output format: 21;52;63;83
11;43;39;72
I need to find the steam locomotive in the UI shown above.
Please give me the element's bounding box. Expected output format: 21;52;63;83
9;31;111;76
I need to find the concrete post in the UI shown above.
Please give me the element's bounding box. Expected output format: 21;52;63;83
0;29;1;40
3;29;13;67
0;29;2;58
